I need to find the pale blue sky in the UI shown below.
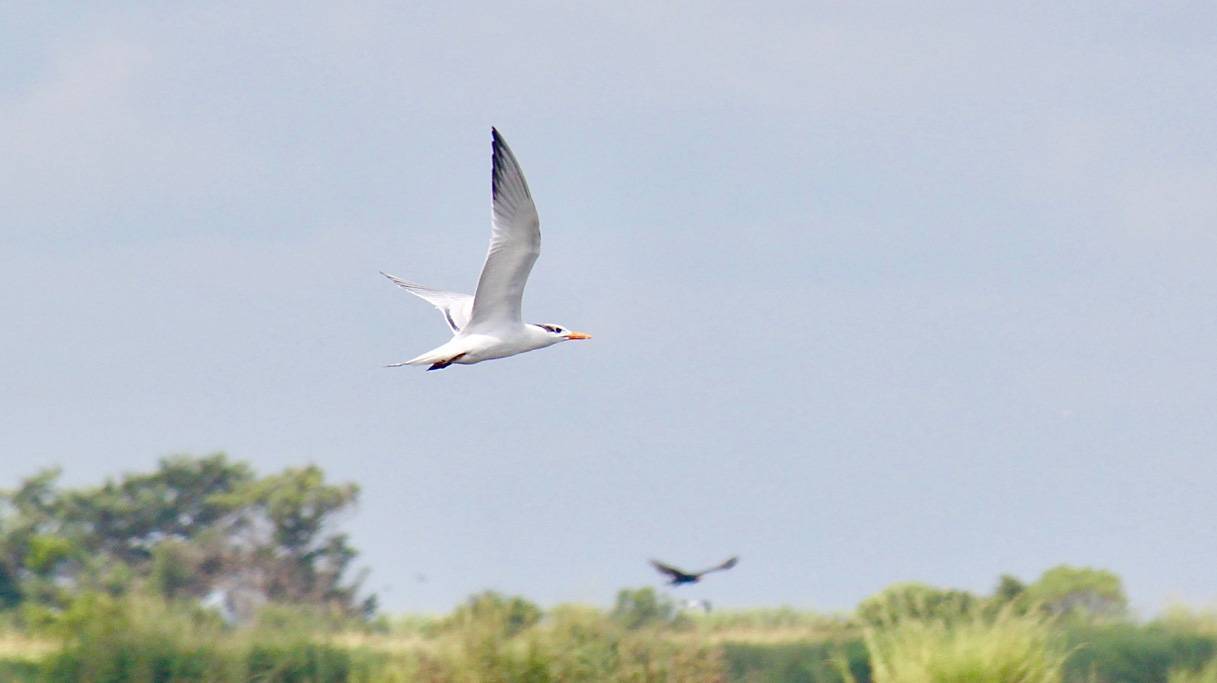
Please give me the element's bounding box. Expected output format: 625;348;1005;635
3;3;1216;614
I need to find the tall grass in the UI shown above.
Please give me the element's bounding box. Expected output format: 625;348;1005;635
6;593;1217;682
860;604;1068;683
1171;659;1217;683
418;602;726;682
688;607;853;644
36;593;383;683
1062;622;1217;683
9;592;726;682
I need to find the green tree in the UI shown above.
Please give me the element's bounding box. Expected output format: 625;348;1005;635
1026;565;1127;620
215;465;366;613
0;454;371;619
0;468;80;611
444;591;542;637
984;573;1032;617
611;587;677;629
856;582;978;626
57;455;255;567
993;574;1027;604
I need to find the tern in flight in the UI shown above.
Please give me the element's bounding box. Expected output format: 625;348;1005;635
650;557;739;586
382;128;591;370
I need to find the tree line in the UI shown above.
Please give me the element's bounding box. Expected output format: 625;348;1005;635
0;454;371;626
1;454;1131;629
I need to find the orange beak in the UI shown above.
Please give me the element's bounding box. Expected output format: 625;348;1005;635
565;331;592;340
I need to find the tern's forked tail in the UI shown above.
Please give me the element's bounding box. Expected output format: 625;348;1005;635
387;341;469;370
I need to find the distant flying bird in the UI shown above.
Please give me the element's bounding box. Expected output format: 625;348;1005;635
382;128;590;370
650;557;739;586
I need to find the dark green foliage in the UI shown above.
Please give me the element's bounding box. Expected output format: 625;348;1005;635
612;586;677;629
28;593;379;683
980;574;1034;619
993;574;1028;604
1062;623;1217;683
23;536;75;577
37;592;226;683
855;582;978;626
0;661;39;683
0;564;23;609
1028;565;1128;621
41;638;219;683
443;590;543;638
0;586;1214;682
38;623;364;683
215;464;364;612
57;455;255;567
723;639;869;683
149;540;199;599
245;642;353;683
0;455;369;620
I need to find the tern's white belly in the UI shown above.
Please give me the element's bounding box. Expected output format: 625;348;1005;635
454;330;548;364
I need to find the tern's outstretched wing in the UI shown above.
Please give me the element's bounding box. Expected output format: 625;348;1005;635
466;128;541;330
381;272;473;333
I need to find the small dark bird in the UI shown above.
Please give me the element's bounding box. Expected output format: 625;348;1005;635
649;556;739;586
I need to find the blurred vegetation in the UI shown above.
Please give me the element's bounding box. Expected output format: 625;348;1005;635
859;604;1069;683
1171;658;1217;683
612;587;680;630
856;583;978;627
0;454;371;628
2;455;1215;681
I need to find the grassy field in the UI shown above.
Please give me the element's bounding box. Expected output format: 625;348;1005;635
1;594;1216;682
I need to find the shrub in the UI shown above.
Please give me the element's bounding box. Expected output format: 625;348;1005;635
1062;623;1217;683
723;639;868;683
1171;658;1217;683
856;583;978;627
441;591;542;639
863;605;1067;683
38;592;231;682
1026;566;1127;621
612;587;678;630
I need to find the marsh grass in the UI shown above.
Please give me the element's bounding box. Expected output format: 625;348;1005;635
5;593;1217;682
1159;607;1217;637
21;593;393;683
1062;622;1217;683
861;604;1068;683
1171;658;1217;683
0;633;56;662
4;593;727;682
686;607;855;645
415;602;726;682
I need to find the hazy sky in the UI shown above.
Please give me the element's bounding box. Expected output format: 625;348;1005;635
3;3;1216;615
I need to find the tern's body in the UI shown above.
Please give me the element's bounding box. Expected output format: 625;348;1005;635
383;129;589;370
409;326;562;367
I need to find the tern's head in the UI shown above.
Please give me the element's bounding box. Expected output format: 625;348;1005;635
532;323;592;344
